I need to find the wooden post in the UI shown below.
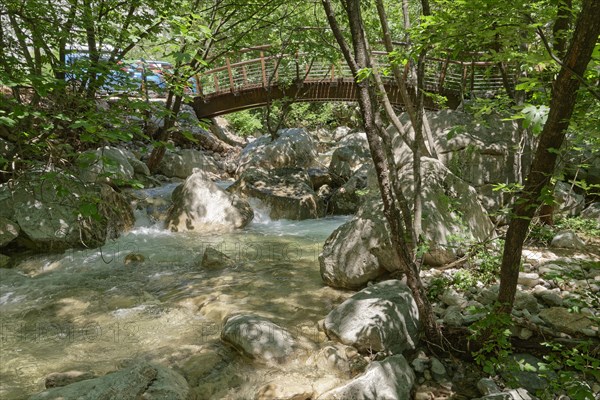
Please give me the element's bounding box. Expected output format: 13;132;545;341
274;59;279;82
260;51;267;87
461;64;468;94
331;64;335;82
242;65;247;86
470;61;475;95
226;57;234;92
194;74;202;96
403;62;409;81
439;58;450;91
213;74;219;93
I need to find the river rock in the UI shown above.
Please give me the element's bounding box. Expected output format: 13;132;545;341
157;149;220;179
308;342;368;377
318;354;415;400
256;375;315;400
328;164;373;215
323;280;419;354
441;288;467;307
78;146;135;184
394;110;522;214
201;246;236;269
0;216;19;247
430;357;448;383
221;314;297;364
165;171;253;232
10;172;133;251
501;354;553;395
553;181;585;217
332;126;353;141
513;291;539;314
228;167;324;220
308;168;332;190
533;289;563;307
0;253;10;268
477;378;501;395
319;204;393;289
443;305;464;327
539;307;594;336
236;128;317;174
399;158;494;265
474;388;537;400
517;272;540;288
550;231;585;249
45;370;96;388
581;202;600;223
30;362;189;400
329;143;371;185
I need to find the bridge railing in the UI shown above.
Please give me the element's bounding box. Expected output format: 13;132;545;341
193;51;508;100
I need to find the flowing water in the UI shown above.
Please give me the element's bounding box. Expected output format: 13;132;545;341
0;186;352;399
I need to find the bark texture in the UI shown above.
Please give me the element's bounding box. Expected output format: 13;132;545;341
497;0;600;312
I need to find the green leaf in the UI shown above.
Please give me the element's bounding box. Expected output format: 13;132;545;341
521;104;549;134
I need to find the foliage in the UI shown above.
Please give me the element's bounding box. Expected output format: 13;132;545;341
225;102;359;137
225;110;263;137
527;216;600;245
469;310;514;375
426;275;451;301
537;340;599;400
458;242;503;290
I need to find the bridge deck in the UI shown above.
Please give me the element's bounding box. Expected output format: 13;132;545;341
190;52;508;119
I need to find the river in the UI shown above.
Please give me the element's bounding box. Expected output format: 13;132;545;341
0;184;352;399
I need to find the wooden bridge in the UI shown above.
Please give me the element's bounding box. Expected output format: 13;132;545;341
190;50;508;119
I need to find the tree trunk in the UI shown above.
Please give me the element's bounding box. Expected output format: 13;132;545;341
497;0;600;313
322;0;441;345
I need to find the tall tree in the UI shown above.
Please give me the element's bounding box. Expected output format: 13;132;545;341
497;0;600;313
322;0;442;344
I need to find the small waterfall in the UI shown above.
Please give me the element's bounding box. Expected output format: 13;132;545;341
247;197;273;224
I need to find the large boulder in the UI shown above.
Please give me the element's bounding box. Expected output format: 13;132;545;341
236;128;317;174
318;355;415;400
320;158;493;286
409;158;494;264
397;110;522;212
539;307;595;336
221;314;298;364
550;231;585;249
329;143;371;185
328;164;374;215
319;204;394;289
324;280;420;354
7;172;133;251
228;167;324;220
157;149;220;179
581;202;600;223
553;181;585;217
29;362;189;400
165;171;253;232
78;146;148;184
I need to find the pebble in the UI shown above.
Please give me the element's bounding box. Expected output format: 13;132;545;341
412;355;429;373
443;306;464;327
477;377;500;395
424;370;432;381
441;288;467;307
430;357;447;383
535;290;563;307
517;272;540;287
518;328;533;340
581;328;597;337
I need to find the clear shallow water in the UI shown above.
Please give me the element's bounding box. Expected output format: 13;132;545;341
0;194;352;399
